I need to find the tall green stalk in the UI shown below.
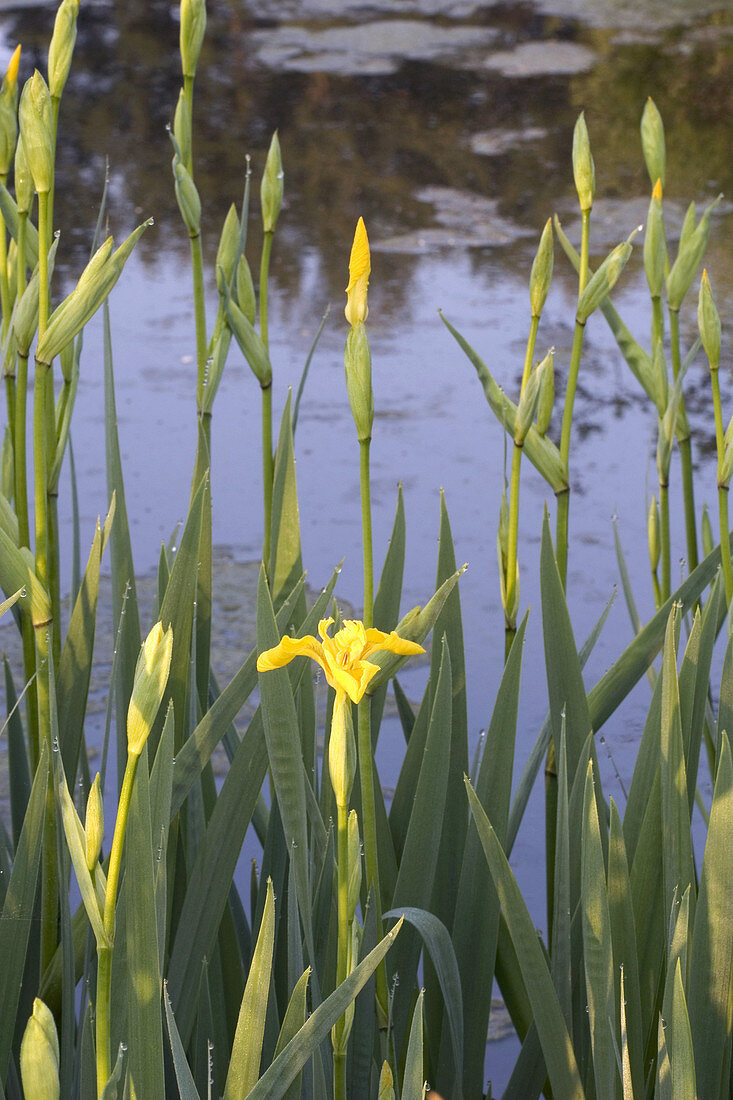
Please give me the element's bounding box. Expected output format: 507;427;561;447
260;230;274;565
556;208;591;589
710;369;733;601
333;800;349;1100
96;752;139;1097
669;307;698;572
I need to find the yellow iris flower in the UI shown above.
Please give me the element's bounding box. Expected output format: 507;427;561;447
344;217;370;326
257;617;423;703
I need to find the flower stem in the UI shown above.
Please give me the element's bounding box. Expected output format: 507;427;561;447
659;476;671;602
260;231;274;566
555;208;590;589
332;799;349;1100
669;307;698;573
360;440;374;628
710;368;733;602
190;232;208;410
96;751;139;1097
35;623;56;976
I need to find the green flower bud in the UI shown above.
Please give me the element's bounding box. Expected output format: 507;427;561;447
698;269;721;370
235;253;255;324
666;194;722;312
48;0;80;99
572;112;595;213
648;495;660;572
84;773;103;871
20;999;59;1100
18;71;54;195
260;131;283;234
536;348;555;436
0;46;21;177
577;229;638;324
346;809;361;921
378;1062;396;1100
127;621;173;756
529;217;554;318
328;693;356;810
650;337;668;418
172;155;201;236
643;180;666;298
173;87;191;169
36;221;150;365
701;503;713;559
226;296;271;386
344;320;373;444
657;378;684;483
180;0;207;79
514;358;543;446
13;237;58;356
14;133;33;215
640;97;665;190
215;203;239;294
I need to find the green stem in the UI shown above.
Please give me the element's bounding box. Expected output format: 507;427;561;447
555;209;590;590
35;623;56;976
360;439;374;628
669;307;698;572
190;232;208;409
711;369;733;602
96;751;140;1097
659;478;671;603
333;799;349;1100
261;382;273;566
651;295;664;351
0;172;11;335
259;231;274;567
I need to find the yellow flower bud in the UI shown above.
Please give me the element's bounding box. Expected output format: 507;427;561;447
577;230;637;324
0;46;21;177
5;44;21;93
127;622;173;757
48;0;80;99
18;70;54;195
180;0;207;79
345;216;370;326
20;999;59;1100
84;773;104;871
260;130;283;234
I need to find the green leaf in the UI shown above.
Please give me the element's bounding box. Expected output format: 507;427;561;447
4;655;31;849
607;800;644;1100
388;638;452;1050
274;968;311;1100
688;731;733;1100
54;747;106;948
465;777;585;1099
402;990;426;1100
669;960;696;1100
0;180;39;267
126;742;165;1099
450;613;526;1096
224;879;276;1100
0;742;48;1084
246;919;403;1100
269;392;304;609
383;906;463;1091
164;982;201;1100
581;760;616;1100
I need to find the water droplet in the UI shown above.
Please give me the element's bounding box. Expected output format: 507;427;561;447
120;1042;127;1053
53;229;60;239
148;216;155;226
20;586;27;597
165;123;171;133
276;170;284;180
52;736;60;753
171;757;177;765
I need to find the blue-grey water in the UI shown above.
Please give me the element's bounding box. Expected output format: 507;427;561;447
0;0;732;1092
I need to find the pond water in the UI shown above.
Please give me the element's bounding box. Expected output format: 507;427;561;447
1;0;732;1092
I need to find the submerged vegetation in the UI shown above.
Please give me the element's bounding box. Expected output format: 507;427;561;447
0;1;732;1098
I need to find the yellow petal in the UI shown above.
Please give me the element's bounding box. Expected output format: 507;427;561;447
6;45;20;89
363;628;425;659
345;217;370;326
257;633;329;681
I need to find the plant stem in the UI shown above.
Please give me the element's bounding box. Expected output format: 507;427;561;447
190;232;208;409
669;307;698;573
710;368;733;602
96;751;139;1097
659;477;671;602
360;440;374;628
183;75;194;176
555;209;590;590
504;314;540;646
332;798;349;1100
260;231;274;566
35;623;56;976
